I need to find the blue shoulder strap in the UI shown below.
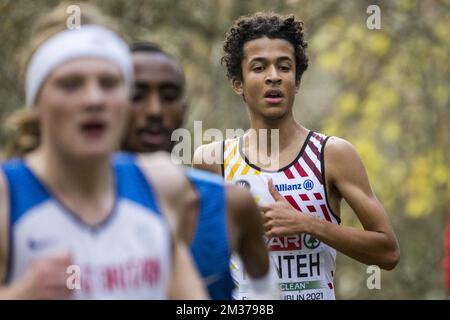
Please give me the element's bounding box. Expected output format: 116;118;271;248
113;152;161;216
185;168;233;300
1;159;50;226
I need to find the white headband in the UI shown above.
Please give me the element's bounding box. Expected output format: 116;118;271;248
25;25;133;107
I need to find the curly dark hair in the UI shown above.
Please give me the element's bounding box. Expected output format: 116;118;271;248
222;13;308;82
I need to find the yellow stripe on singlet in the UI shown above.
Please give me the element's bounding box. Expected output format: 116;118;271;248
224;143;237;169
224;139;234;150
226;156;242;181
241;164;251;176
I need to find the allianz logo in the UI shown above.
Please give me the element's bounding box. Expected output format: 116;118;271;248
275;179;314;192
275;183;302;192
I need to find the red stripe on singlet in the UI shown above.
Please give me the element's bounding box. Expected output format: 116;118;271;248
284;168;295;179
293;161;308;177
299;194;310;201
314;193;323;200
285;195;301;212
320;204;332;222
311;132;324;144
303;152;323;184
307;140;321;162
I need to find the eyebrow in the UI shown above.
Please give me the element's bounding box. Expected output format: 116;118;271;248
54;71;122;81
248;56;294;64
159;82;182;89
134;81;182;90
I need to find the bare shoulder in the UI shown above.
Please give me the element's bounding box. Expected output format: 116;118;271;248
136;151;188;193
324;136;366;177
135;152;196;236
324;136;361;162
136;151;178;171
192;141;223;175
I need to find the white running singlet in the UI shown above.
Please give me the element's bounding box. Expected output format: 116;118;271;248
2;154;171;299
223;131;340;300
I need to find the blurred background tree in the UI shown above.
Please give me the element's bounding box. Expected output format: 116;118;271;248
1;0;449;299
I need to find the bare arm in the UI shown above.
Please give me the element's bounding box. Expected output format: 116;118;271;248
226;184;269;278
194;144;271;276
195;144;274;276
137;152;208;299
168;240;207;300
227;185;281;299
263;137;400;270
319;137;400;269
137;152;197;238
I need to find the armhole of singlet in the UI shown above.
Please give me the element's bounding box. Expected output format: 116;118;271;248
221;141;225;178
0;167;12;284
321;136;341;225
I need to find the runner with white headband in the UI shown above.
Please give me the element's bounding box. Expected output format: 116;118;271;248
0;3;206;299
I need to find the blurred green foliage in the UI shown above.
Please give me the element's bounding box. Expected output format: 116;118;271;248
0;0;449;299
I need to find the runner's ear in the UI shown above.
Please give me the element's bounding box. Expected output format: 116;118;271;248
232;78;244;96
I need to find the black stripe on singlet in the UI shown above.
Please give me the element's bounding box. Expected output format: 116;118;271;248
238;130;313;173
321;136;341;224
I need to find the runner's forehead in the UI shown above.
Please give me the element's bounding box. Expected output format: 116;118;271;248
242;37;295;62
133;52;184;86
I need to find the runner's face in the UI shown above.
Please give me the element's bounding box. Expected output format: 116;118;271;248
36;58;130;159
233;37;299;121
125;52;186;153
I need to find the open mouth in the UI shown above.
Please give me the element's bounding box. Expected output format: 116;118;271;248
80;121;107;138
264;89;284;104
138;128;168;147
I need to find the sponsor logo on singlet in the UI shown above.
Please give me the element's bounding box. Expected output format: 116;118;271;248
303;179;314;191
303;234;321;249
275;183;302;192
266;235;302;251
27;237;56;251
235;180;251;190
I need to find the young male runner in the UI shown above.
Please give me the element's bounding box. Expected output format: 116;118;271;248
194;13;400;300
123;42;279;299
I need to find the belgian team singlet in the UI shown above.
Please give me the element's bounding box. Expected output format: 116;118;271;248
223;131;340;300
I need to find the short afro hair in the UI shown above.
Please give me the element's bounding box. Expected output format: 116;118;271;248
221;13;308;82
131;41;165;54
130;41;185;89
